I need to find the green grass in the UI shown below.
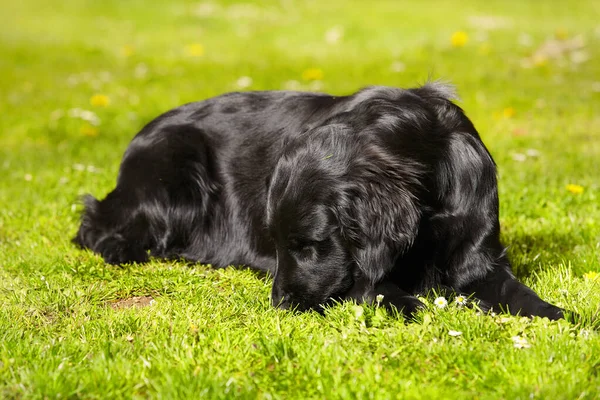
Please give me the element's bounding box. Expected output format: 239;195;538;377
1;0;600;398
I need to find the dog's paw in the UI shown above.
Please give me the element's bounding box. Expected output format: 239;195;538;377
385;295;425;321
95;235;148;265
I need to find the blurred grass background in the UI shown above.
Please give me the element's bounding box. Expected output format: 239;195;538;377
1;1;599;398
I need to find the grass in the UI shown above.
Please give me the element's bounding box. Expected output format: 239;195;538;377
1;0;600;398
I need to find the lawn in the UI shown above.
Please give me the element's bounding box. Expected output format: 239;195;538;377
1;0;600;398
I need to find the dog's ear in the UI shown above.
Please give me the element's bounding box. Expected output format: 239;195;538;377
333;147;423;284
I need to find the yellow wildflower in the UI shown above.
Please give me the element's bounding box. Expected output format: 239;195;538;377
302;68;324;81
90;94;110;108
503;107;515;119
121;45;134;57
451;31;469;47
566;184;584;194
555;28;568;40
583;271;599;280
80;124;99;137
532;54;548;67
185;43;205;57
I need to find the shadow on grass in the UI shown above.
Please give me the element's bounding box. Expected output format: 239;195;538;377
503;229;593;278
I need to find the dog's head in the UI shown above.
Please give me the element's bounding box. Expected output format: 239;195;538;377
266;123;422;311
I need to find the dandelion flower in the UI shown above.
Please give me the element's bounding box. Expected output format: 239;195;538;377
555;28;568;40
566;184;584;194
185;43;205;57
503;107;515;118
451;31;469;47
454;295;467;307
511;335;531;349
448;330;462;337
434;296;448;309
583;271;599;280
121;45;134;57
90;94;110;108
532;54;548;67
302;68;324;81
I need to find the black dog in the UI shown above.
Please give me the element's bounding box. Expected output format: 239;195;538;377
74;82;564;319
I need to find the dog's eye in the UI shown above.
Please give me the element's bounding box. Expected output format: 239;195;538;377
288;237;318;251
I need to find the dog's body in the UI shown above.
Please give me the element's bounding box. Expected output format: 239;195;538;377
74;83;564;319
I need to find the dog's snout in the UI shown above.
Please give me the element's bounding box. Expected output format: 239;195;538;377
271;284;290;309
271;294;292;309
271;285;285;308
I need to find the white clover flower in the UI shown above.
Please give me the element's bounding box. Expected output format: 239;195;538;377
134;63;149;79
511;335;531;349
525;148;540;157
235;76;253;89
448;330;462;337
68;108;100;126
511;152;527;162
324;26;344;44
353;305;364;319
390;61;406;73
454;295;467;307
375;294;384;305
434;296;448;309
283;80;302;91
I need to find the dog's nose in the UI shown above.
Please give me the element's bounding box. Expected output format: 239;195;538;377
271;286;291;309
273;296;291;309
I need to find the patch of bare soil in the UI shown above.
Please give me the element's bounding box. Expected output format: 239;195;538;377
109;296;154;310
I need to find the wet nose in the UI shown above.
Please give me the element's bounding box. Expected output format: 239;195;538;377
271;285;291;309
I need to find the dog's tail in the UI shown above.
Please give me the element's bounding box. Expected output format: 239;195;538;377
72;190;153;265
72;194;101;250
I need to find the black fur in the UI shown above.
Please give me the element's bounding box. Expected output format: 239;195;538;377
74;83;565;320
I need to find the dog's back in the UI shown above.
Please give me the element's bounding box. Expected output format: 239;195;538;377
73;90;347;267
74;84;496;274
